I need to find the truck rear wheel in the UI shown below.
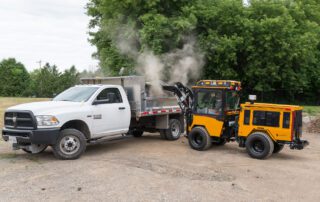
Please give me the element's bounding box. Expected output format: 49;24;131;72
245;132;274;159
159;130;167;139
273;143;284;153
164;119;182;140
132;130;144;137
22;144;48;154
188;127;212;151
53;129;86;160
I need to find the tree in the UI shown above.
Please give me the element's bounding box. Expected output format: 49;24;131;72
0;58;30;96
29;63;80;98
59;66;80;91
87;0;320;104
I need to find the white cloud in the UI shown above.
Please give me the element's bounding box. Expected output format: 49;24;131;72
0;0;98;71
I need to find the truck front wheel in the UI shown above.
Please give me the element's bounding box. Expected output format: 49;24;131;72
165;119;182;140
188;127;212;151
245;132;274;159
52;129;87;160
22;144;48;154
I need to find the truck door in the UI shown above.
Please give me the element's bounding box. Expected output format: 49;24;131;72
91;87;130;137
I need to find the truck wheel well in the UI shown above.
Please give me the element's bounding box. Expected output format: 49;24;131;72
61;120;90;140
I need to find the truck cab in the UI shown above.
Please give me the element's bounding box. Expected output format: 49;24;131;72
2;85;131;159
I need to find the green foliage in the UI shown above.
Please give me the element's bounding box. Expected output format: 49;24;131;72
88;0;320;104
0;58;30;96
29;63;80;98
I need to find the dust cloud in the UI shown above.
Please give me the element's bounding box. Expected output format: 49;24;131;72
109;24;204;96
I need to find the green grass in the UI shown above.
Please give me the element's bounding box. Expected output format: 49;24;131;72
0;97;49;130
303;106;320;116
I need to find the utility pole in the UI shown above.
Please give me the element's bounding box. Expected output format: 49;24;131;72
37;60;42;69
37;60;43;96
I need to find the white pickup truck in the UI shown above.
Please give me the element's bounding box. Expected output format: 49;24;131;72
2;76;184;159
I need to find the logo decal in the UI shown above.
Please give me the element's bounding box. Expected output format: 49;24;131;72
93;114;102;119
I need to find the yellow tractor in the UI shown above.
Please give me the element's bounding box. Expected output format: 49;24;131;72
163;80;309;159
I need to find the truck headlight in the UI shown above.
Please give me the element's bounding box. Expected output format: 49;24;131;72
36;115;59;126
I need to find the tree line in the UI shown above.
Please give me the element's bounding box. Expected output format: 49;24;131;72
0;58;88;98
87;0;320;105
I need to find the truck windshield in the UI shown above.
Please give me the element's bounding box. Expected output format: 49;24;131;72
53;86;99;102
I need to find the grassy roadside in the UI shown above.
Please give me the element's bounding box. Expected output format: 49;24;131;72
303;106;320;116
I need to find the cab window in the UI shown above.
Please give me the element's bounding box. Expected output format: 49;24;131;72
283;112;290;128
253;111;280;127
195;90;222;116
96;88;122;103
226;91;240;110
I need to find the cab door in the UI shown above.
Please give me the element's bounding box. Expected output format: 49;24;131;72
91;87;130;138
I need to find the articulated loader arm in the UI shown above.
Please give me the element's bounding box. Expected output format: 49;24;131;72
162;82;194;114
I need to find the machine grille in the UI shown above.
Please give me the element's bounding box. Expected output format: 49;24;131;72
4;111;36;130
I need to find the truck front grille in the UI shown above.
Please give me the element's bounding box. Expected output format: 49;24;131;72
4;111;36;130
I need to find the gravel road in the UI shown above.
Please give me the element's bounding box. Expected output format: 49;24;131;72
0;132;319;201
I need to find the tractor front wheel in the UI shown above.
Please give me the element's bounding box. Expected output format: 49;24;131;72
188;127;212;151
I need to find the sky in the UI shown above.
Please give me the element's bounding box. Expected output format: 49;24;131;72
0;0;99;72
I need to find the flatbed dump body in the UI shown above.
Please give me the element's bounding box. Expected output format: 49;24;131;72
81;76;181;118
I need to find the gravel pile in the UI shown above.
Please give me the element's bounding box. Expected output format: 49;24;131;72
307;118;320;134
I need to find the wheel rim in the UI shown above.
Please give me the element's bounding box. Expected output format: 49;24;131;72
194;134;203;145
171;122;180;138
59;135;80;155
252;140;264;153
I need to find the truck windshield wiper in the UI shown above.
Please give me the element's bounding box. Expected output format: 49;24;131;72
59;99;72;102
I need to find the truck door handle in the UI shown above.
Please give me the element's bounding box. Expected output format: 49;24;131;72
119;107;126;110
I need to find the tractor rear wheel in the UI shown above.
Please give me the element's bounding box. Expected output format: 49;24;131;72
273;143;284;153
245;132;274;159
212;139;227;146
188;127;212;151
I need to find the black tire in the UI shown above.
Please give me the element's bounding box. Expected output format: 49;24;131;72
159;130;167;140
132;130;144;137
164;119;182;141
212;139;227;146
245;132;274;159
273;143;284;153
188;127;212;151
22;144;48;154
52;129;87;160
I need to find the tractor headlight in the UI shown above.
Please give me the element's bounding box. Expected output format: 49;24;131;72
36;115;59;126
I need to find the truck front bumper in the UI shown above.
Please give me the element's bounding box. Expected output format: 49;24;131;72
290;139;309;150
2;128;60;145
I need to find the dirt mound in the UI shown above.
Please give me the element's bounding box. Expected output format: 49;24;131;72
307;118;320;133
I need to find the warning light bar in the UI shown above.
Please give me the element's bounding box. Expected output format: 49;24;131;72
195;80;241;91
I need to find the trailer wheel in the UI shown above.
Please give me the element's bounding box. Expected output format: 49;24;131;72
188;127;212;151
245;132;274;159
22;144;48;154
52;129;86;160
273;143;284;153
132;130;144;137
165;119;182;140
